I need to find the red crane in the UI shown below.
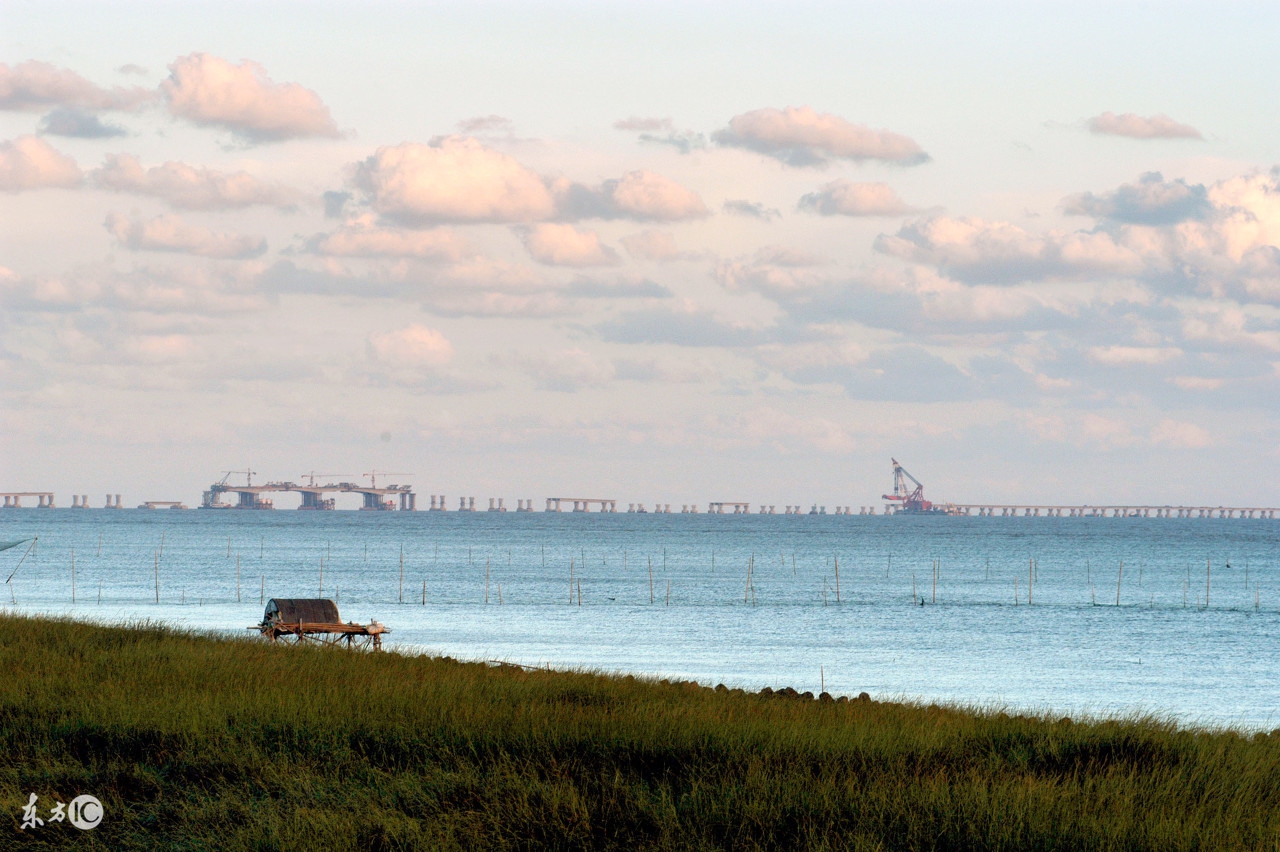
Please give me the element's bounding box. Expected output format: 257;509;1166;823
882;458;935;513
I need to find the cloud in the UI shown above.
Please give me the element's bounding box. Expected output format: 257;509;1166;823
723;199;780;221
620;230;685;261
117;64;148;77
565;276;671;299
0;135;82;191
614;117;672;132
557;169;708;221
353;137;555;225
874;216;1144;285
161;53;339;142
105;212;267;258
798;179;917;216
715;246;834;300
521;223;620;267
1150;419;1212;448
1062;172;1211;225
306;220;466;261
0;263;268;317
1086;345;1181;366
92;153;301;209
1087;112;1201;140
457;115;514;134
37;107;127;139
368;324;453;367
523;347;614;391
0;60;151;111
597;303;770;347
712;106;928;167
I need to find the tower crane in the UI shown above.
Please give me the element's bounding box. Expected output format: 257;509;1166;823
364;471;411;489
301;472;352;488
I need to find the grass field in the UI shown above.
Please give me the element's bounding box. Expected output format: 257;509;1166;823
0;614;1277;850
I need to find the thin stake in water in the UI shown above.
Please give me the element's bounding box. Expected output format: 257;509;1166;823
1115;561;1123;606
834;554;840;603
399;545;405;603
648;557;654;604
485;558;490;605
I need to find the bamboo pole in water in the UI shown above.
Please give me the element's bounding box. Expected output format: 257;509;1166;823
1115;561;1123;606
648;557;654;604
834;555;840;603
1014;576;1019;606
1206;559;1211;608
911;573;916;602
227;536;231;558
666;579;671;606
97;533;102;558
485;558;490;605
422;578;426;605
570;557;576;605
1028;558;1033;606
319;556;324;598
399;545;405;603
236;555;241;602
154;550;159;603
577;578;582;607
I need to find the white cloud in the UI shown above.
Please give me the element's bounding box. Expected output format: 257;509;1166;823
368;324;454;367
1087;345;1181;366
1151;419;1211;448
0;60;151;111
1087;112;1201;140
161;53;339;142
105;212;267;259
91;154;301;209
799;180;917;216
712;105;928;167
1062;172;1210;225
354;137;555;225
874;215;1146;284
0;135;81;191
1170;376;1223;391
521;223;620;267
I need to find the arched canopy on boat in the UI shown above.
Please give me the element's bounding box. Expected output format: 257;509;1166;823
264;598;340;624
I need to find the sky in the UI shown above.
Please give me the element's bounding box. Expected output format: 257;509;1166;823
2;1;1280;508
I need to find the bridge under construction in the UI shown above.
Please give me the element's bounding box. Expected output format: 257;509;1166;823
201;471;416;511
880;459;1278;518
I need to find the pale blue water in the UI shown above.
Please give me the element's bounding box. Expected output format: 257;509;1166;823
2;509;1277;730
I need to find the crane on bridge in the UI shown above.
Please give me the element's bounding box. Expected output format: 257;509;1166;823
882;458;941;514
364;471;411;489
219;469;256;487
301;472;352;488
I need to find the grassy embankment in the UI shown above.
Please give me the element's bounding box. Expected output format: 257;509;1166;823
0;614;1278;850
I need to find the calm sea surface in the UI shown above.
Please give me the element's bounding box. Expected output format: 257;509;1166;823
2;509;1278;730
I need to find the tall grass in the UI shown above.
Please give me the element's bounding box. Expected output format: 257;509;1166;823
0;614;1277;850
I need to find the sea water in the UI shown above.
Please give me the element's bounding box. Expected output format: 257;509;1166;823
2;509;1277;730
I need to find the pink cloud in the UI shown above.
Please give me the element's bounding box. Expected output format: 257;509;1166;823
368;324;454;367
1087;112;1201;140
713;106;928;167
354;137;556;225
0;135;82;191
0;60;151;111
309;221;466;261
604;170;708;220
621;230;682;261
799;179;917;216
92;153;301;209
522;223;620;267
161;53;339;142
105;212;267;259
